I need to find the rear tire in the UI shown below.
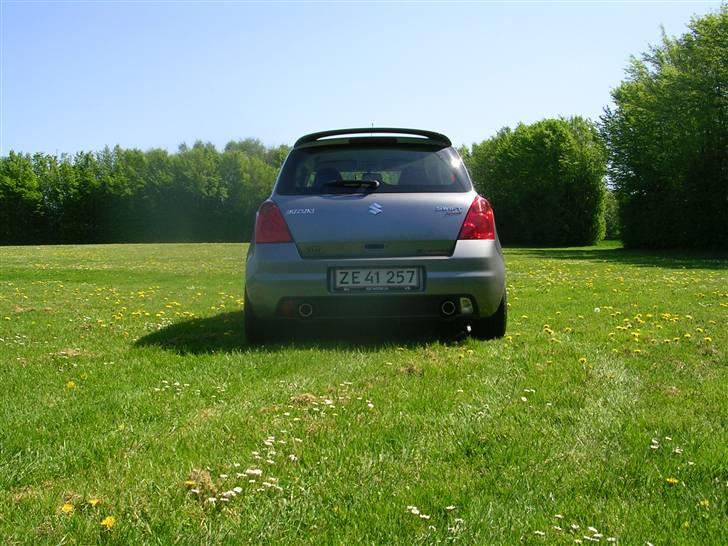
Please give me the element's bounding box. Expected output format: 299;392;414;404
470;293;507;340
244;291;267;345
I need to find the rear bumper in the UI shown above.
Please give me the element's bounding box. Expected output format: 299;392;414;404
245;240;505;320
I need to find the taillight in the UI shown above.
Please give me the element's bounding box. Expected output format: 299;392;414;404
458;195;495;240
254;201;292;243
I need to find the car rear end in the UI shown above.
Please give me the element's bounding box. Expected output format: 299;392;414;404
244;128;506;340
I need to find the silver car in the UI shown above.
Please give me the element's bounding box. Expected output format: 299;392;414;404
244;128;506;342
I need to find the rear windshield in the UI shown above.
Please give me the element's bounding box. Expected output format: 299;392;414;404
275;145;471;194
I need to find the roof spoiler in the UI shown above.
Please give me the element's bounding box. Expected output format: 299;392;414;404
294;127;452;148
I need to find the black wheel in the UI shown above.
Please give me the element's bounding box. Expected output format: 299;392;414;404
244;291;267;345
470;293;507;340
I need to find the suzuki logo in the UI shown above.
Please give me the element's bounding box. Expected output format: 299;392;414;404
369;202;383;215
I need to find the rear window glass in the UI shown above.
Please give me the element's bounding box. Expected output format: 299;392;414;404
275;145;471;194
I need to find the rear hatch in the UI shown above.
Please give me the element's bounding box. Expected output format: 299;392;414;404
273;140;474;259
275;192;475;258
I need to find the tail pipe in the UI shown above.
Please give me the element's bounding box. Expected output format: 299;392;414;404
440;300;457;317
298;302;313;319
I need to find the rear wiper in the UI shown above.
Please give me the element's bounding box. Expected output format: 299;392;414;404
323;179;380;190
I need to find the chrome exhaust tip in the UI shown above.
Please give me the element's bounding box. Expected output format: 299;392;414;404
298;302;313;319
441;300;457;317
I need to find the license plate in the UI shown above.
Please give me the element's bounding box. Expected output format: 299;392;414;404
333;267;421;292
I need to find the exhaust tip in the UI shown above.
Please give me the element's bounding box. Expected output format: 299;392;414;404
441;300;457;317
298;302;313;319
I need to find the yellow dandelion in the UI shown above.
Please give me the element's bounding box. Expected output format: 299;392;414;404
88;497;101;508
100;516;116;530
65;381;76;390
579;357;587;365
184;480;196;488
61;503;74;514
700;499;709;508
666;477;679;485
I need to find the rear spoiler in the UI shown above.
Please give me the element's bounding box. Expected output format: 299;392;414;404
294;127;452;148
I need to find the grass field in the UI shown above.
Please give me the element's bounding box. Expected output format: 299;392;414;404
0;242;726;544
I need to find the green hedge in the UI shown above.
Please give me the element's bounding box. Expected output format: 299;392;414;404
464;117;606;246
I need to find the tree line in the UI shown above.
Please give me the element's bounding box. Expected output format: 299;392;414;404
1;7;725;249
601;6;727;249
0;140;288;244
462;6;726;249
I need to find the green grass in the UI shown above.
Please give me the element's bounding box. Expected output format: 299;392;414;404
0;242;726;544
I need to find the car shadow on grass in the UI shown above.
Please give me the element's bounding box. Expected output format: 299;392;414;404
515;245;728;270
134;311;465;354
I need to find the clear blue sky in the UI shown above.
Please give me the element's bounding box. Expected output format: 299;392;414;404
1;0;722;155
